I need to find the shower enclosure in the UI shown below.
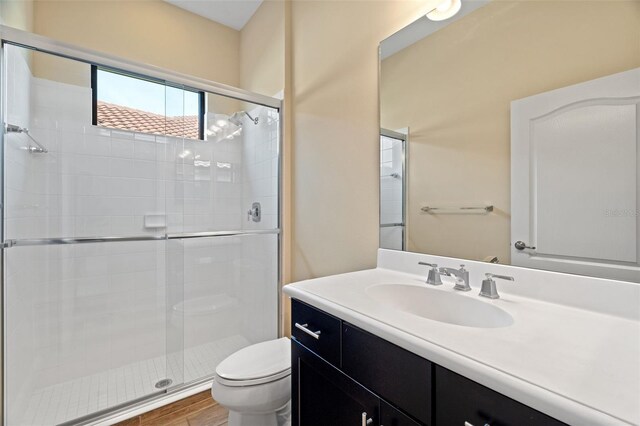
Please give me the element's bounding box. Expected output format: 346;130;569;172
1;28;281;425
379;129;406;251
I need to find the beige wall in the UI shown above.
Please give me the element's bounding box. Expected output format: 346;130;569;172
2;2;246;114
0;0;34;68
28;1;244;117
381;0;640;263
288;0;431;286
240;0;285;97
32;0;240;86
1;0;33;31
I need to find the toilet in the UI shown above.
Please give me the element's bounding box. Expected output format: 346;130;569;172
211;337;291;426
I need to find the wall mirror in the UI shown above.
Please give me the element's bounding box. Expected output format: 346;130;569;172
379;0;640;283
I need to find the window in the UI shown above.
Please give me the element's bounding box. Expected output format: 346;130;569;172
91;67;204;139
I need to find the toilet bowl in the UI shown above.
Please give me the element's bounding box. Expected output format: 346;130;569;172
211;337;291;426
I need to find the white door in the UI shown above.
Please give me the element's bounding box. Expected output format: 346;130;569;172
511;68;640;282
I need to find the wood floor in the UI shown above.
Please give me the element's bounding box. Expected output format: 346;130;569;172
114;391;228;426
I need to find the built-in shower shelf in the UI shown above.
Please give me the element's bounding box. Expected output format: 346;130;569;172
144;214;167;229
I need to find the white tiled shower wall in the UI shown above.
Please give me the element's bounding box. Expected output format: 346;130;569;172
4;45;279;425
242;105;280;231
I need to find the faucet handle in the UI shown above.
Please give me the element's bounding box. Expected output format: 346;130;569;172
486;273;514;281
418;262;442;285
454;265;471;291
480;273;515;299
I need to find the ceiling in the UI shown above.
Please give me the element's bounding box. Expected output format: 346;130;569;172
165;0;263;31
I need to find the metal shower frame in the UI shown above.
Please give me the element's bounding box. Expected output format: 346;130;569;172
0;25;284;426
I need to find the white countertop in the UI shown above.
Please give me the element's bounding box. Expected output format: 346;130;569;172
284;263;640;425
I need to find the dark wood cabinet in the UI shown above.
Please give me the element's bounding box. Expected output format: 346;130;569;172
290;299;565;426
293;339;379;426
343;323;432;425
434;365;564;426
381;401;422;426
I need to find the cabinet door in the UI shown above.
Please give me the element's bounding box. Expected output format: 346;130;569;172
381;401;423;426
435;366;566;426
292;339;379;426
343;322;432;424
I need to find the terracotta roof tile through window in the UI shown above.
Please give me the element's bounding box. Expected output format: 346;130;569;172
97;101;200;139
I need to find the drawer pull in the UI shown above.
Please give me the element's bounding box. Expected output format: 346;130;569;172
362;412;373;426
294;322;322;339
464;422;490;426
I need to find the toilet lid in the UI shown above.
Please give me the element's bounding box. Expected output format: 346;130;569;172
216;337;291;382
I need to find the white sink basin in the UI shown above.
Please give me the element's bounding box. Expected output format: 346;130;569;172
366;284;513;328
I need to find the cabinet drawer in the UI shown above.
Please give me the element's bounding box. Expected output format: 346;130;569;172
342;322;432;425
291;299;341;367
435;366;566;426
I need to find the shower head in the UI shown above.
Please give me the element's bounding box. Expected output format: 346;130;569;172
229;112;243;126
5;123;48;153
229;111;259;126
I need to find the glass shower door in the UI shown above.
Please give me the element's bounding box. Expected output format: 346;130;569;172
2;39;281;426
166;91;280;385
2;44;176;425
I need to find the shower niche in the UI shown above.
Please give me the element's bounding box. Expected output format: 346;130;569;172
1;41;281;425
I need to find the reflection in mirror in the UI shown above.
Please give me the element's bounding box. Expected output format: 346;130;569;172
380;128;407;251
380;0;640;282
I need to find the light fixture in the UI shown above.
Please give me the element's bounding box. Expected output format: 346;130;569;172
426;0;461;21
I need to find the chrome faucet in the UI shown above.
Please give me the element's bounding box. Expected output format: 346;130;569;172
418;262;443;285
479;273;515;299
439;264;471;291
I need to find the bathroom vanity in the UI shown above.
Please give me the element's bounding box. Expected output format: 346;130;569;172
284;250;640;426
291;299;563;426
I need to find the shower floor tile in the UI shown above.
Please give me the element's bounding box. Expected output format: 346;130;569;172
20;335;249;426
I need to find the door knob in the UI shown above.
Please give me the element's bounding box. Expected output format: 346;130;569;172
514;240;535;250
